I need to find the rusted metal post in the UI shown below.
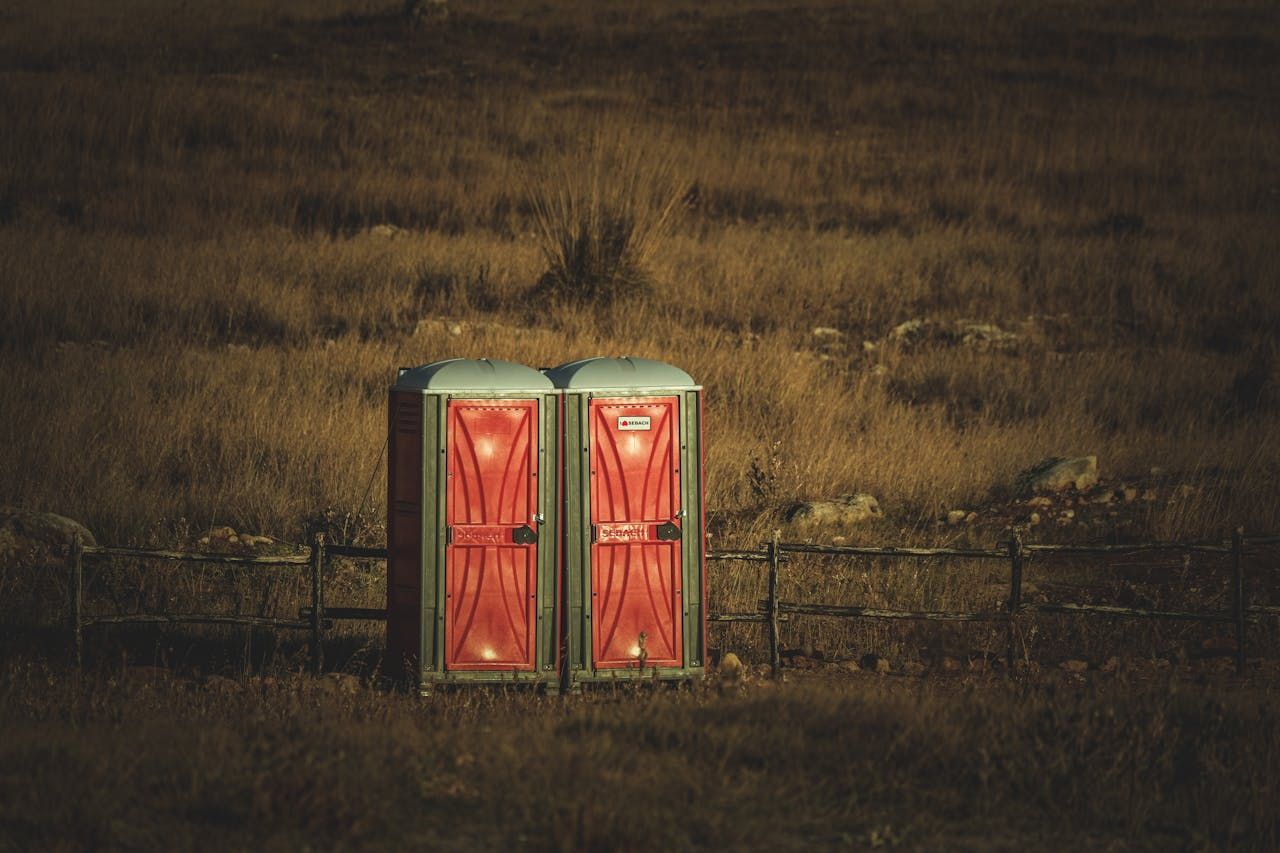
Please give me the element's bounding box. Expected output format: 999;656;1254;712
310;533;325;675
767;530;782;680
1232;527;1245;676
70;534;83;670
1005;533;1024;672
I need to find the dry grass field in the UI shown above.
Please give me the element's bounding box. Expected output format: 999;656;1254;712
2;0;1280;846
3;661;1279;849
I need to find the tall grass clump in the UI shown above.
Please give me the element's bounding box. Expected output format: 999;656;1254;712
528;129;687;305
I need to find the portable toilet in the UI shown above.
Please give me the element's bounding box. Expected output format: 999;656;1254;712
387;358;559;692
546;357;705;687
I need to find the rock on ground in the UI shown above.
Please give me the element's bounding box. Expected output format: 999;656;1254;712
404;0;448;23
886;317;1020;351
1017;456;1099;495
718;652;744;682
785;493;882;527
0;508;97;566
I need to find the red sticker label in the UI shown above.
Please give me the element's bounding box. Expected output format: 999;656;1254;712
617;416;651;431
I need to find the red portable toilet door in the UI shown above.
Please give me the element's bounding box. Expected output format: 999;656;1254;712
589;396;683;669
445;400;539;671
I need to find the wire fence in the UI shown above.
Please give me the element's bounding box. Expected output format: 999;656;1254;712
64;528;1280;677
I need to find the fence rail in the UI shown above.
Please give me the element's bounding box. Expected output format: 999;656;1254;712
64;527;1278;678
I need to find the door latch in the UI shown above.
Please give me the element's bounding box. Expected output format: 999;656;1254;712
656;522;681;541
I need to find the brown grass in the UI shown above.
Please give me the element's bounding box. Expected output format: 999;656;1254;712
2;662;1278;849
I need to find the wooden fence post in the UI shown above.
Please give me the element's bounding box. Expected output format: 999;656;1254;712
1232;527;1245;676
70;534;83;670
767;530;782;680
1005;533;1024;672
310;533;325;675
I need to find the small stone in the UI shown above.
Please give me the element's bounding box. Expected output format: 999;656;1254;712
1099;656;1120;673
839;660;861;674
958;322;1019;351
947;510;967;525
718;652;744;681
1027;496;1053;509
1060;659;1089;673
1141;489;1158;502
965;511;978;524
1029;512;1041;526
448;323;464;336
861;340;877;353
811;326;843;340
870;364;888;377
1091;490;1114;505
889;318;930;343
830;535;848;546
1062;509;1075;519
1122;487;1138;503
405;0;449;25
902;661;926;677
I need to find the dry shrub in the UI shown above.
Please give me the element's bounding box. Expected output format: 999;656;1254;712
527;127;687;305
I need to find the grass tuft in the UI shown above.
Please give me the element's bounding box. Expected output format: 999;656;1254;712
528;129;687;305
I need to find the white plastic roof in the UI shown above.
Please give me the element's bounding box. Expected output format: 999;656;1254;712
544;357;698;390
393;358;554;392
